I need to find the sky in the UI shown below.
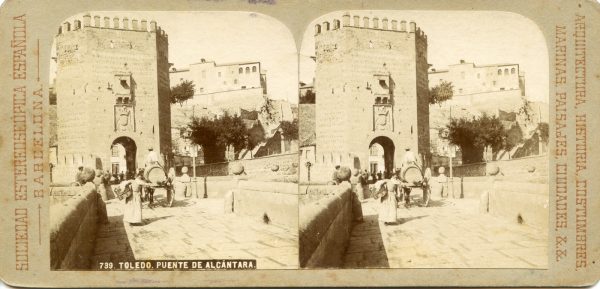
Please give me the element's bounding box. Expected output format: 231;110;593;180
299;10;550;103
50;10;549;104
51;11;299;104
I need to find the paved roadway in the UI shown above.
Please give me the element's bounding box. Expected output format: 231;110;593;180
91;189;298;269
343;195;548;268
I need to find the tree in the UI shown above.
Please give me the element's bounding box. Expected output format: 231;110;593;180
280;119;299;140
518;98;533;122
188;112;259;163
260;96;275;123
188;116;223;163
505;123;524;150
246;122;266;153
536;122;549;143
299;89;316;104
429;81;454;105
216;112;248;153
446;113;507;163
170;80;195;105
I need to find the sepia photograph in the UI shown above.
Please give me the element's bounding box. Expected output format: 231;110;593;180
298;10;550;269
47;11;299;270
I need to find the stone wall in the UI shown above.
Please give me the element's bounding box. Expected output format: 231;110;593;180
50;186;82;205
194;153;298;180
231;181;299;229
436;174;548;231
449;154;548;177
299;183;353;268
50;183;99;269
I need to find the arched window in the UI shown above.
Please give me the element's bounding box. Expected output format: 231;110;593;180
245;67;250;74
323;21;330;31
315;24;321;35
333;19;340;29
504;68;509;75
497;69;502;75
238;67;243;74
511;68;516;74
252;66;257;72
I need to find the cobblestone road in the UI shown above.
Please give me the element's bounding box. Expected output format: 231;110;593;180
92;189;298;269
343;196;548;268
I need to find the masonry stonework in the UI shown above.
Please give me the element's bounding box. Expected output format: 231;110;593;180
53;14;171;183
312;14;430;180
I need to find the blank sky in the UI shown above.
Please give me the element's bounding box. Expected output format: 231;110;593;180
299;10;549;103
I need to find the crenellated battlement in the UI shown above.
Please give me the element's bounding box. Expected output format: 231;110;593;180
57;13;168;40
315;12;427;42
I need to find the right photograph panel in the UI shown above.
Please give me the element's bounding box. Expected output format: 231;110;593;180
298;10;549;269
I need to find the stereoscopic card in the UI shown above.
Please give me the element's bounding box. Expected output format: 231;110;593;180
0;0;598;287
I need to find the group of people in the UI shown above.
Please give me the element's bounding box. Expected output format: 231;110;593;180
92;146;194;226
120;146;196;226
356;147;431;226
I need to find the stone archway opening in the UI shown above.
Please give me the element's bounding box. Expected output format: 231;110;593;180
111;136;137;178
369;136;395;179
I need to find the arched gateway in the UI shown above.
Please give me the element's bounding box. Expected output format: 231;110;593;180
304;14;431;183
369;136;395;177
111;136;137;177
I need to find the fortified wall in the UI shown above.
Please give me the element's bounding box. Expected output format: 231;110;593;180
311;13;430;182
53;14;171;183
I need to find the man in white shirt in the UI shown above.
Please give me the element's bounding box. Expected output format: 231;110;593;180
401;147;418;169
145;146;160;168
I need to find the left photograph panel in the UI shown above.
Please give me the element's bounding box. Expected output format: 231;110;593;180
48;11;299;270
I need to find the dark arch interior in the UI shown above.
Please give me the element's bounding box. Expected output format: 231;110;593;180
369;136;395;178
111;136;137;177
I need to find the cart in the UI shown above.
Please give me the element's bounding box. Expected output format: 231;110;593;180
144;165;174;207
399;165;432;207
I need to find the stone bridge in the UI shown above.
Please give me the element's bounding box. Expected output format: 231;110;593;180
300;172;548;268
50;177;299;270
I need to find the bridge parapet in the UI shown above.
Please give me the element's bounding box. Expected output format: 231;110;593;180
50;183;100;270
299;182;354;268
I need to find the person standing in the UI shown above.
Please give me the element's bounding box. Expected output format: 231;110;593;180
166;168;176;207
174;166;191;199
122;170;149;226
375;180;397;225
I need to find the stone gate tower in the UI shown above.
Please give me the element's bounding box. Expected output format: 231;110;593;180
312;13;430;180
53;14;171;183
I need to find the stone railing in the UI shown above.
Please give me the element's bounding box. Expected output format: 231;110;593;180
226;180;299;229
50;183;100;269
450;154;548;177
299;183;353;268
194;153;298;180
435;174;548;231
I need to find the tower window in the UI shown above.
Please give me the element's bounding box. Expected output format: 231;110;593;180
504;68;509;75
239;68;243;74
511;68;516;74
379;79;388;89
497;69;502;75
245;67;250;74
252;66;257;72
120;79;129;89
